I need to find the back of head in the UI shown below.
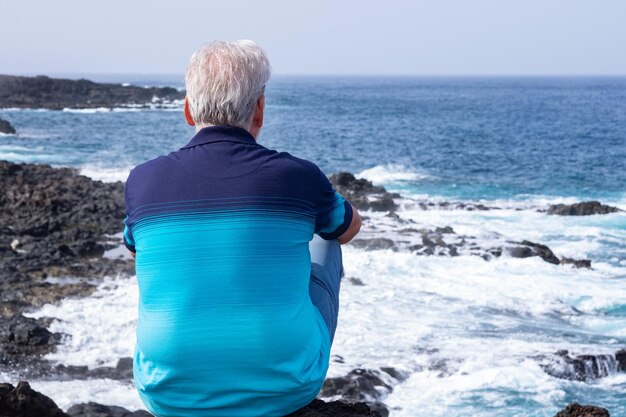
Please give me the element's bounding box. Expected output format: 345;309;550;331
185;40;272;129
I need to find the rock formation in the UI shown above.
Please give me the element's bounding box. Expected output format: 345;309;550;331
0;117;16;134
547;201;622;216
0;75;184;110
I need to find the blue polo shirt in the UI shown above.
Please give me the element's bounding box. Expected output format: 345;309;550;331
123;126;352;417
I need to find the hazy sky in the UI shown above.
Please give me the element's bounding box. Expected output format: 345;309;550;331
1;0;625;76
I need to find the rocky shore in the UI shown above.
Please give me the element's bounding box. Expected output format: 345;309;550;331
0;117;16;134
0;75;185;110
1;161;623;416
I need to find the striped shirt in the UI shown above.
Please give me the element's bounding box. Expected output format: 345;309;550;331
123;125;352;416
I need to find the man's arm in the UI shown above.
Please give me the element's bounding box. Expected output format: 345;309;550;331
338;204;361;245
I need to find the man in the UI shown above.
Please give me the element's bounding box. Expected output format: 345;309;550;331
123;40;361;417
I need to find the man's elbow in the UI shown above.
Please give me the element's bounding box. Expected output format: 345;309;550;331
338;206;362;245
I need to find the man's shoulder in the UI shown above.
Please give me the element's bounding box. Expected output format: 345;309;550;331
126;152;180;186
265;150;322;178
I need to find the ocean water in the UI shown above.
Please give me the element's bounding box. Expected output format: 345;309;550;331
2;76;626;416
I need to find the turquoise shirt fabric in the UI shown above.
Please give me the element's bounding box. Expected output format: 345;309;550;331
123;126;353;416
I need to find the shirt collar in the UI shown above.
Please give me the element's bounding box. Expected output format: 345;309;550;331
180;125;257;149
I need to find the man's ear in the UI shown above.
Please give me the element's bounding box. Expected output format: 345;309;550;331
184;96;195;126
248;95;265;139
252;95;264;129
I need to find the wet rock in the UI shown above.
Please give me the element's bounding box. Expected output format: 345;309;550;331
328;173;398;212
0;381;68;417
540;350;623;381
547;201;622;216
616;349;626;371
560;257;592;269
0;75;184;110
0;315;61;362
321;369;392;403
319;368;405;417
66;402;152;417
287;399;383;417
0;161;132;317
0;379;384;417
435;226;455;234
430;200;499;211
507;240;560;265
45;357;134;382
0;117;16;134
350;238;397;251
553;403;610;417
348;277;366;286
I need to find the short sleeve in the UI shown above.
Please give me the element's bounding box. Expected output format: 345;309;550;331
314;168;354;240
123;216;135;252
123;171;136;253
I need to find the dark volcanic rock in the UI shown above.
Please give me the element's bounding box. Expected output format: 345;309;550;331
35;357;135;382
0;315;62;362
0;161;131;297
507;240;560;265
287;399;382;417
0;74;184;110
67;402;152;417
616;349;626;371
328;173;398;212
0;380;383;417
554;403;610;417
319;368;406;417
0;117;16;134
547;201;622;216
540;350;624;381
321;369;392;403
0;161;134;371
0;381;68;417
560;257;592;269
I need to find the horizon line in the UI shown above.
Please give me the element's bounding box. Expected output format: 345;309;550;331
3;71;626;79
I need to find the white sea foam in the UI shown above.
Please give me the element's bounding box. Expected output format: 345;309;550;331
0;107;52;112
62;107;112;113
28;379;146;413
0;150;56;162
357;164;432;185
79;165;132;182
24;276;138;369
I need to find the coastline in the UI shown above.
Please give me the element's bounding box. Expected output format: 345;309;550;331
1;160;624;416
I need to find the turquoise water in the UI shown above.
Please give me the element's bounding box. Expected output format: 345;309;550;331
1;76;625;416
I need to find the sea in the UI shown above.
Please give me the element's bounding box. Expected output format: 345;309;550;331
1;75;625;416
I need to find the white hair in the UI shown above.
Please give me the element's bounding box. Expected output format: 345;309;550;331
185;40;271;129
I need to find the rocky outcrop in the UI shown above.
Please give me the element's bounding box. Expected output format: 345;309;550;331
0;381;67;417
0;117;16;134
329;173;399;212
506;240;561;265
0;75;184;110
67;402;152;417
319;368;408;417
353;222;591;268
0;161;133;373
0;161;131;308
287;399;382;417
0;315;62;366
0;381;383;417
554;403;610;417
539;349;626;381
547;201;622;216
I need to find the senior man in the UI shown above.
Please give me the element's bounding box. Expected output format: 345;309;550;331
123;40;361;417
